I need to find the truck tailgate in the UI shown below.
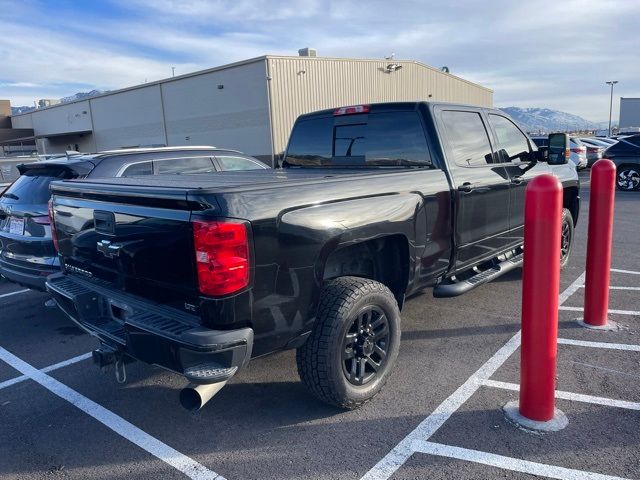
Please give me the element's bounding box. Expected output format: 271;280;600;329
51;184;203;309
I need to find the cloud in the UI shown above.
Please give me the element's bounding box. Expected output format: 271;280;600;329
1;0;638;121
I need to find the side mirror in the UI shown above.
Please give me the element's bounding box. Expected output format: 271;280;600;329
548;133;570;165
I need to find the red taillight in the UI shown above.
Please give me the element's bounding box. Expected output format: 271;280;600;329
193;220;249;296
333;105;370;116
570;147;586;154
48;200;60;252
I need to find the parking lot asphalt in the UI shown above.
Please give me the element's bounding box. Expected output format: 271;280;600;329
1;170;639;480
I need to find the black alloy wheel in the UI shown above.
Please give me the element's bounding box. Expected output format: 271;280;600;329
296;276;401;409
341;305;390;386
617;166;640;191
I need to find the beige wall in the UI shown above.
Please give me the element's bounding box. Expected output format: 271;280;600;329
91;84;166;150
267;57;493;154
31;100;92;136
161;60;272;158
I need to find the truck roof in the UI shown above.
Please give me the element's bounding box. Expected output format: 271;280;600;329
296;101;501;120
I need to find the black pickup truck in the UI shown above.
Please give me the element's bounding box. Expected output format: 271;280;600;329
46;102;580;410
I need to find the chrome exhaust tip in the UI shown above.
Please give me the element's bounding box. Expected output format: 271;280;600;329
179;380;228;411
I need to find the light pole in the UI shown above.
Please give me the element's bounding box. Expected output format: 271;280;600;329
606;80;618;136
172;66;175;77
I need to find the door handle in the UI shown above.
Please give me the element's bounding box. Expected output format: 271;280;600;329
511;176;524;185
458;183;490;194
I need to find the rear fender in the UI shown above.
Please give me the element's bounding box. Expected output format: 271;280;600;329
279;193;424;289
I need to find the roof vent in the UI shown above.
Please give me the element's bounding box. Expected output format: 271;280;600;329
298;47;317;57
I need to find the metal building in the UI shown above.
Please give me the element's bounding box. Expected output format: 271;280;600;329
6;53;493;165
619;97;640;130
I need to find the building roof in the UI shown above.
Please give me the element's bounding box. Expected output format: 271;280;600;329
10;55;492;118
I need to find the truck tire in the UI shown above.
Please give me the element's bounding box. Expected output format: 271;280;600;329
560;208;574;269
296;276;401;409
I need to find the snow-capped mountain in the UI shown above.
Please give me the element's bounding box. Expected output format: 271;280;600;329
499;107;599;133
10;105;35;115
9;90;105;115
60;89;104;103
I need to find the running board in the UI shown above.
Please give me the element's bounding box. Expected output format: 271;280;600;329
433;252;523;298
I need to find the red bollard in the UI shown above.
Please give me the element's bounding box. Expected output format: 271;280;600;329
583;159;617;327
519;174;563;422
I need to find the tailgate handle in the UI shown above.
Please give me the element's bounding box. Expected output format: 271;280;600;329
94;210;116;235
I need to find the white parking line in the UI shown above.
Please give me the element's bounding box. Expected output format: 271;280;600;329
558;338;640;352
361;333;522;480
0;289;30;300
482;379;640;411
578;286;640;291
0;352;92;390
414;441;629;480
558;306;640;316
611;268;640;276
559;272;586;304
360;272;586;480
0;347;224;480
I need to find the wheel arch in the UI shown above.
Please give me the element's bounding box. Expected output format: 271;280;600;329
322;234;410;309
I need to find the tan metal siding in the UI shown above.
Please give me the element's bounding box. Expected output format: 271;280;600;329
267;57;492;155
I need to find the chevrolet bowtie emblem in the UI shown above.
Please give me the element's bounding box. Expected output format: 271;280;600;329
97;239;122;259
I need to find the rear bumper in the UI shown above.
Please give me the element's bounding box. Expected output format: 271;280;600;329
0;257;58;291
46;273;253;384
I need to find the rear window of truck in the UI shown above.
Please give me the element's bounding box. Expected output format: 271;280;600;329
284;112;432;168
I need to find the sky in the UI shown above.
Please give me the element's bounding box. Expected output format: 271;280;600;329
1;0;638;122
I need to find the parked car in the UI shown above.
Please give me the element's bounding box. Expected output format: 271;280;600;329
0;147;268;291
603;134;640;191
579;137;612;149
46;102;580;410
578;138;605;167
569;137;588;169
531;136;587;169
594;137;618;146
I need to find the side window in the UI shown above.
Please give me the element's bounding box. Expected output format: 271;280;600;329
216;155;265;171
489;114;531;163
154;157;216;175
356;112;431;166
121;161;153;177
441;110;494;167
285;117;333;166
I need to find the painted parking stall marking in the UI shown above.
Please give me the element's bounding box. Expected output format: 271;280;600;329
0;346;225;480
557;338;640;352
0;288;30;300
413;442;630;480
0;352;92;390
361;269;640;480
611;268;640;275
481;379;640;411
558;305;640;316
